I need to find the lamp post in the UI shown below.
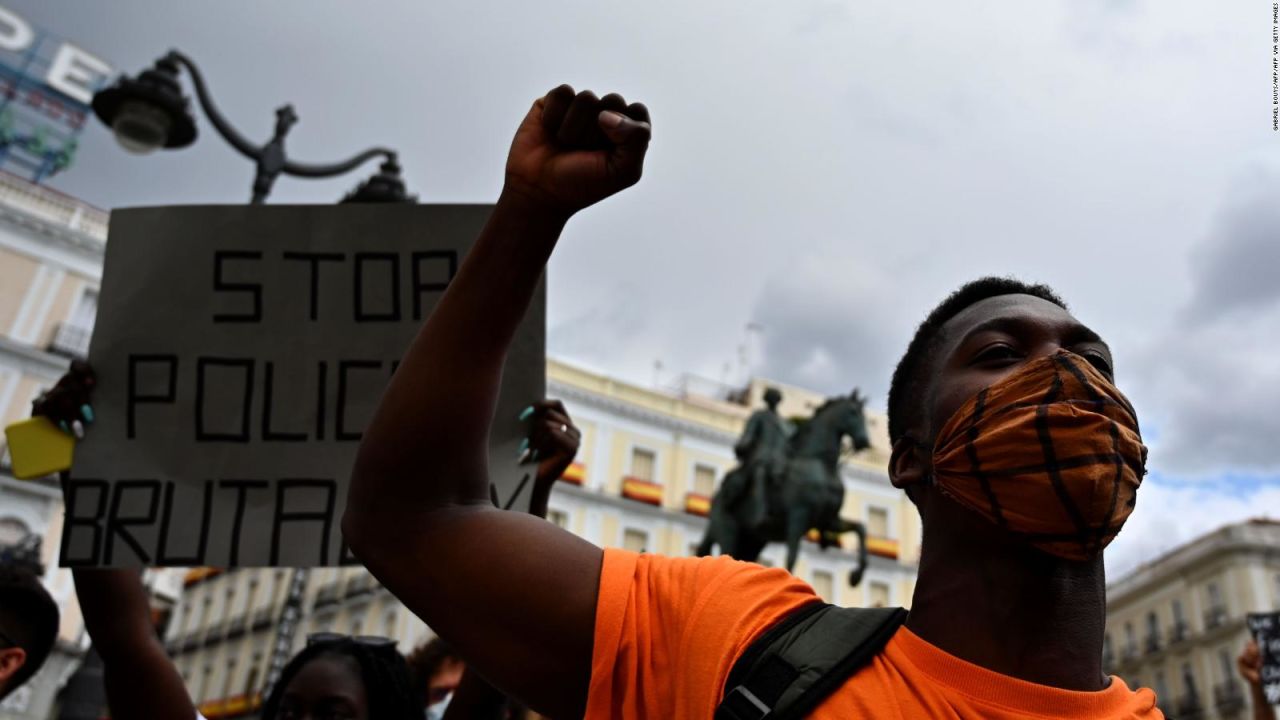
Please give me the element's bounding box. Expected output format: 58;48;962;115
90;50;414;203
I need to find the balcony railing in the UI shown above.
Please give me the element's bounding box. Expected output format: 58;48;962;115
251;606;275;631
1203;606;1227;630
314;581;341;609
46;322;92;359
1213;680;1245;714
226;615;246;639
1121;644;1139;662
1144;633;1161;654
1168;620;1190;644
345;572;375;599
1176;692;1204;719
181;634;201;653
204;620;227;643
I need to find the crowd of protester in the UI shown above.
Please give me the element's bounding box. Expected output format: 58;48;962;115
0;85;1276;720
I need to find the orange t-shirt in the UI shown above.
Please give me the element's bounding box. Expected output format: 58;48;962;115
587;550;1163;719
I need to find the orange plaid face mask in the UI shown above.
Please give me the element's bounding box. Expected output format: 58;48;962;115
931;350;1147;562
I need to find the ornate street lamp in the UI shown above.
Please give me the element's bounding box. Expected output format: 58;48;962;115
91;50;414;203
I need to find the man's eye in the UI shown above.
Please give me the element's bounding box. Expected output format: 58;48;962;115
974;344;1021;364
1082;352;1114;377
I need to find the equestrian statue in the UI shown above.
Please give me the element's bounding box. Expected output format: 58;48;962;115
696;387;872;587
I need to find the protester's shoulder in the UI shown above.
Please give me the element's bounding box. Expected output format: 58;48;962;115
605;548;819;627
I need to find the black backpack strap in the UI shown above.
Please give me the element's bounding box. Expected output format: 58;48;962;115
716;603;908;720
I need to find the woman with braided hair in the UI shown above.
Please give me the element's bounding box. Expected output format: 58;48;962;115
260;634;420;720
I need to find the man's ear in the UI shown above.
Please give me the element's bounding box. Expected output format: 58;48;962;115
890;436;926;496
0;646;27;690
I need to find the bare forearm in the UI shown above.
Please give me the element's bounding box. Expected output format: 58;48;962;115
348;192;566;522
1251;684;1277;720
72;569;195;719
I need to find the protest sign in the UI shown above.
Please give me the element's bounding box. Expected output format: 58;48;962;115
61;204;545;567
1248;612;1280;705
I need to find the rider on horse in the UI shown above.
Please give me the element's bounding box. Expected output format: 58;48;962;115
732;387;794;529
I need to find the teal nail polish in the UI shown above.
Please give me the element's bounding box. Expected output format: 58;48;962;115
518;438;529;453
81;404;94;423
530;449;540;462
518;406;534;421
58;420;70;434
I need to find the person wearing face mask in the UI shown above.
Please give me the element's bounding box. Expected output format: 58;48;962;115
344;85;1161;718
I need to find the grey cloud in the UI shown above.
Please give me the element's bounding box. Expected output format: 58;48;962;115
1128;167;1280;476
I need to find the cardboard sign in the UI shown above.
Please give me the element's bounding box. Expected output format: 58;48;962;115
61;205;545;567
1248;612;1280;705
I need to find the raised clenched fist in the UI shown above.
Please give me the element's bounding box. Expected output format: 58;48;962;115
503;85;651;219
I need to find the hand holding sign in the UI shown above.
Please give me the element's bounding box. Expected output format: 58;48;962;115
504;85;652;220
1246;612;1280;706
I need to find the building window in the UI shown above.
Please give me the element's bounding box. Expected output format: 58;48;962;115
548;509;569;529
869;581;890;608
693;464;717;496
244;660;261;697
350;614;365;636
1145;611;1161;652
1207;582;1223;608
383;609;399;639
630;448;656;482
1154;670;1169;705
1102;634;1113;669
221;658;238;700
1124;622;1137;657
622;528;649;553
1181;662;1198;701
811;570;834;602
867;506;889;538
1217;648;1234;682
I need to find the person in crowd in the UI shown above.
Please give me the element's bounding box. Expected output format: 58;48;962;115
1239;639;1278;720
344;84;1162;718
0;564;58;702
407;637;465;718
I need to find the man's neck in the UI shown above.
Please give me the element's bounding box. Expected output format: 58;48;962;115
905;531;1109;691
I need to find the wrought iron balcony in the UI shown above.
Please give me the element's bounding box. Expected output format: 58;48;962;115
251;606;275;631
344;572;374;599
1176;692;1204;719
204;619;227;643
1203;606;1227;630
1121;644;1139;662
1168;620;1190;644
314;581;341;609
181;634;201;653
47;322;92;359
1213;680;1244;714
226;614;246;639
1143;633;1161;654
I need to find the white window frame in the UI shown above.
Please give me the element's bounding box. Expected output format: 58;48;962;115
862;501;895;540
689;461;719;497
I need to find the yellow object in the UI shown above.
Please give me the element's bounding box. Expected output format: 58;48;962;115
4;416;74;479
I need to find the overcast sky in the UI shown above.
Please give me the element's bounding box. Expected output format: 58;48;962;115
21;0;1280;578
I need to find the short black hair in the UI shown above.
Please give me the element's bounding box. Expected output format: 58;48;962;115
0;565;59;698
405;636;459;698
261;638;420;720
887;277;1067;445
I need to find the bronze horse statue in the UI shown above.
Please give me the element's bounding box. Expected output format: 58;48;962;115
696;390;872;585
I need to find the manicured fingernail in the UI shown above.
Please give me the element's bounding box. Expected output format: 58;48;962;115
58;420;70;434
72;420;84;439
518;438;529;453
81;404;94;423
600;110;624;128
516;449;532;465
530;449;540;462
518;406;534;421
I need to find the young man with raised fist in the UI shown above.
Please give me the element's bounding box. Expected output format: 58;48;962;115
345;85;1163;719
